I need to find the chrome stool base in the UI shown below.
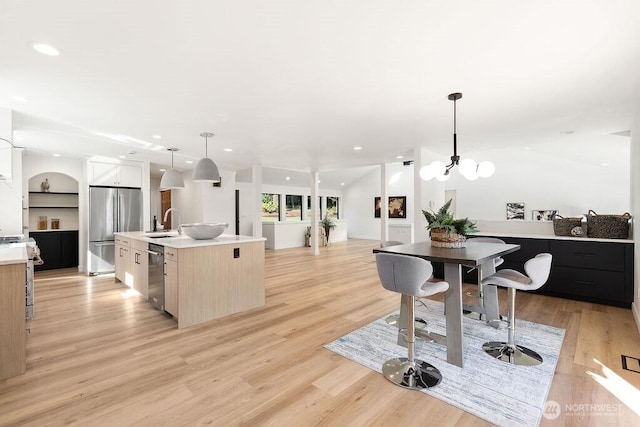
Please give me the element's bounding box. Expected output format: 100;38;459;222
385;314;428;330
382;357;442;389
463;309;507;323
482;341;544;366
415;330;446;346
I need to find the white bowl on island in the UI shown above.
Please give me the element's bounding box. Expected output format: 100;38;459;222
180;223;228;240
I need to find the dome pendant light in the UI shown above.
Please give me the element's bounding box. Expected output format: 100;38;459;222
419;92;495;181
192;132;221;183
160;148;185;189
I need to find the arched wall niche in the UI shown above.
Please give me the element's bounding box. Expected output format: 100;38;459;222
28;172;78;193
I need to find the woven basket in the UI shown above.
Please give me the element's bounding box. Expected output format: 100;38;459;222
430;228;467;248
586;210;631;239
553;215;583;236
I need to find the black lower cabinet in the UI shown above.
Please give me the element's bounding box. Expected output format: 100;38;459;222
487;236;633;308
31;231;79;271
432;236;634;308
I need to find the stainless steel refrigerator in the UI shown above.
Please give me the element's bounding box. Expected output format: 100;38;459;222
88;186;143;275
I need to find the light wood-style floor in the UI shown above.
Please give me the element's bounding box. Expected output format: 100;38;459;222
1;239;640;426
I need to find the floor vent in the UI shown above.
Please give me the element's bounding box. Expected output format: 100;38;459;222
621;355;640;373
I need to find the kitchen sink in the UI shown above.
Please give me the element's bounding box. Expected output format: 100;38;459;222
143;231;179;238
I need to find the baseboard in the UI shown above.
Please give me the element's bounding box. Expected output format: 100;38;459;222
633;302;640;334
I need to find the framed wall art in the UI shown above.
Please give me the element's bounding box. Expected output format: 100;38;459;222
374;196;407;219
532;210;558;221
506;202;525;220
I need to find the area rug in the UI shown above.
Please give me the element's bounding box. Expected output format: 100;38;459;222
324;300;565;427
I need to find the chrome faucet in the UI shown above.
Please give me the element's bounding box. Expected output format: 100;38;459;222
163;208;182;235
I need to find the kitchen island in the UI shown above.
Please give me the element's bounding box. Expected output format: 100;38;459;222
0;243;27;380
115;231;266;329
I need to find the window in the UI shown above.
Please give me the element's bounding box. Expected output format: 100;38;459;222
307;196;322;219
285;195;303;221
327;196;339;219
261;193;280;222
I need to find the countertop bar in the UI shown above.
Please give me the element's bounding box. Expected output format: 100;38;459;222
472;231;634;244
115;231;266;248
0;243;28;265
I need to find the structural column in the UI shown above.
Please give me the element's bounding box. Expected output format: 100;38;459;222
252;165;263;238
380;163;389;242
310;171;320;255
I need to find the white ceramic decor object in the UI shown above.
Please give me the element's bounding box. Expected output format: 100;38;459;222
181;223;228;240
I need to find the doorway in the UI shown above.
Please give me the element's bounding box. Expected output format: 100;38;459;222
160;190;172;229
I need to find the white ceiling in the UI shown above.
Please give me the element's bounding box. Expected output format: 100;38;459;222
1;1;638;182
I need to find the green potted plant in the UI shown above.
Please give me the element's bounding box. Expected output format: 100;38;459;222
319;216;336;243
422;199;477;248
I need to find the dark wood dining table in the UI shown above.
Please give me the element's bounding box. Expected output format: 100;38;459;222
373;240;520;368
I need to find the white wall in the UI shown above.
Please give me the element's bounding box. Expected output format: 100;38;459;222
0;108;23;236
344;162;415;240
237;181;254;236
343;141;631;241
0;148;23;236
446;143;630;220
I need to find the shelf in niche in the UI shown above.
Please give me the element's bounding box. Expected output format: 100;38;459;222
29;205;78;208
29;205;78;209
28;191;79;195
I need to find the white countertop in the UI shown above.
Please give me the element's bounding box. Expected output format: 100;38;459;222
0;243;28;265
472;231;634;244
115;231;266;248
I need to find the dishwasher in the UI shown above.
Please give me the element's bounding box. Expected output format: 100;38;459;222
147;243;165;311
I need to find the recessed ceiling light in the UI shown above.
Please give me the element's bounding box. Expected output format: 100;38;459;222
52;153;61;157
523;147;531;150
31;42;60;56
224;148;232;152
285;176;290;180
341;182;345;186
318;180;321;184
601;163;609;167
12;96;28;103
119;155;126;159
159;168;166;172
152;134;162;139
396;155;403;159
353;146;362;151
186;160;193;164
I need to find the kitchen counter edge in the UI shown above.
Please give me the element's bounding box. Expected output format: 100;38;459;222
114;231;266;248
0;243;28;265
472;231;634;244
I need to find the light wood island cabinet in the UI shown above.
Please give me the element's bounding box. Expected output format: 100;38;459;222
114;235;130;285
0;261;26;380
130;239;148;298
114;232;266;329
164;247;178;316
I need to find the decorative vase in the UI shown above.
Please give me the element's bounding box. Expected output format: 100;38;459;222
430;228;467;248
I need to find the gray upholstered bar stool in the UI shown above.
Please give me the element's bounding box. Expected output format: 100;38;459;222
379;240;429;330
375;253;449;389
481;253;553;366
464;237;506;321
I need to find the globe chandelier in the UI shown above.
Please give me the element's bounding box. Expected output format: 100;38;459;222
420;92;495;181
